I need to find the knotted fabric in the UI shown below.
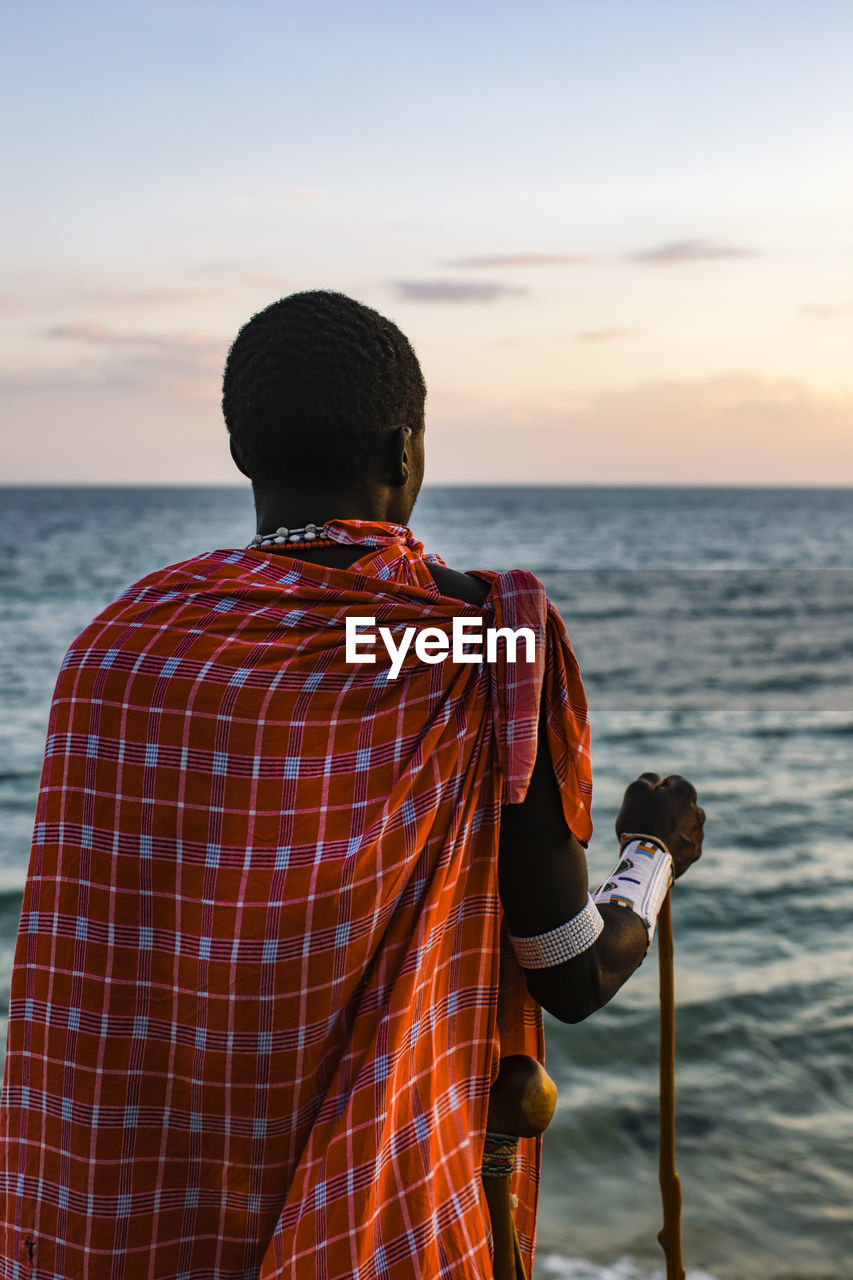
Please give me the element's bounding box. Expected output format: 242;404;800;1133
0;519;591;1280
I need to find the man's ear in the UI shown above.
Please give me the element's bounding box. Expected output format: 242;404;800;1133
229;437;251;478
389;424;412;486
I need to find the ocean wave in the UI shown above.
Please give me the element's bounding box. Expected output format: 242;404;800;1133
537;1255;719;1280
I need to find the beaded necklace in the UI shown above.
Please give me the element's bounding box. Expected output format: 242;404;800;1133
248;522;336;551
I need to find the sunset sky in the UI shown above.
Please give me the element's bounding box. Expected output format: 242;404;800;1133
3;0;852;484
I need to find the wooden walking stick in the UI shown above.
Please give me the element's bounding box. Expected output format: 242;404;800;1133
657;889;686;1280
483;1055;557;1280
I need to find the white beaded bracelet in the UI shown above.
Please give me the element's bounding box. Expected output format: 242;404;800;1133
592;834;673;951
507;894;604;969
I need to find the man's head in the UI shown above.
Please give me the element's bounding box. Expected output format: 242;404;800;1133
222;291;426;519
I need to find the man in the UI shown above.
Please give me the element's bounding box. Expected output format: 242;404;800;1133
0;291;703;1279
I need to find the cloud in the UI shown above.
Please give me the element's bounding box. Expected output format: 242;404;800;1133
628;238;757;265
575;327;635;344
0;323;234;482
426;373;853;485
45;321;221;353
442;253;597;269
32;321;229;402
45;320;147;346
0;279;222;315
87;286;222;306
1;372;233;483
240;271;296;291
393;280;527;304
283;187;326;202
228;186;327;214
800;304;853;318
438;242;756;272
174;263;299;294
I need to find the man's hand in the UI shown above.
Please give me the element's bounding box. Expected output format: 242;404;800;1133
615;773;705;879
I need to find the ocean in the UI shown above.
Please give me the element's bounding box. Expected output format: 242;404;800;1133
1;485;852;1280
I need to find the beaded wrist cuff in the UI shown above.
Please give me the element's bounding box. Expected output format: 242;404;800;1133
593;835;673;951
507;894;604;969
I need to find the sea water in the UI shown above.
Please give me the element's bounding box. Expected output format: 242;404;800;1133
1;485;852;1280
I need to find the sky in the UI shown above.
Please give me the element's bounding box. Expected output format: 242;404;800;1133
2;0;852;484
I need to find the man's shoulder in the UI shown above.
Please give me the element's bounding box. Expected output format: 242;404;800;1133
423;563;493;606
66;552;241;644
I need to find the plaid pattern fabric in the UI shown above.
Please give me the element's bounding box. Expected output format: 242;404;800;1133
0;519;592;1280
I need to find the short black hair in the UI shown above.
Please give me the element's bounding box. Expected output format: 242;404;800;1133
222;290;426;487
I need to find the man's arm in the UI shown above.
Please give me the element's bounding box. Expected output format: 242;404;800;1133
419;561;704;1022
498;715;704;1024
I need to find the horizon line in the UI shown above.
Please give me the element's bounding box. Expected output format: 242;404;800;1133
2;481;853;492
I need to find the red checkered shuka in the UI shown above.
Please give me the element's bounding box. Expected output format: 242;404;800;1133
0;519;592;1280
